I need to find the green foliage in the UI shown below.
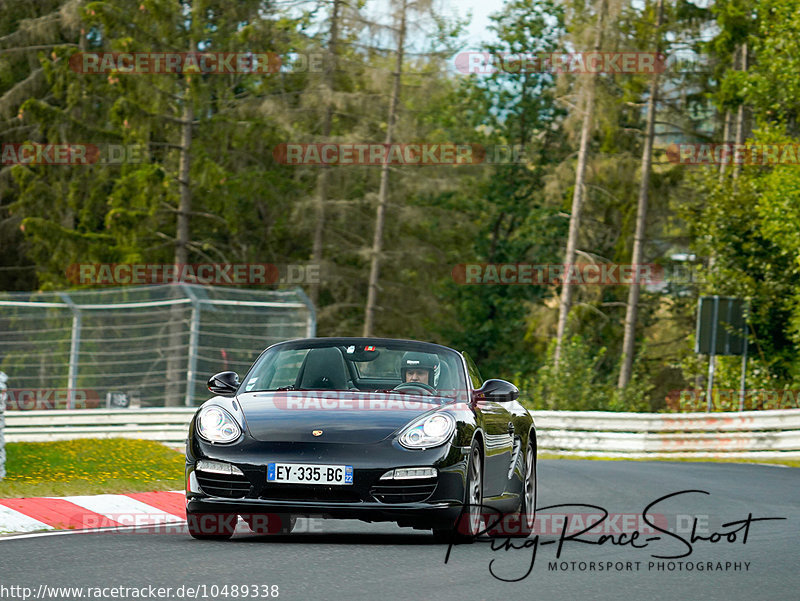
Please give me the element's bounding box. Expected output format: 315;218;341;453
438;0;568;378
673;129;800;389
519;332;652;412
1;0;798;414
522;334;608;411
743;0;800;126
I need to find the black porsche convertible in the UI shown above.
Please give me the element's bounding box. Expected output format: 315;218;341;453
184;337;537;541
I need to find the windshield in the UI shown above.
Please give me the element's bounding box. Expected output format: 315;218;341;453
241;339;467;398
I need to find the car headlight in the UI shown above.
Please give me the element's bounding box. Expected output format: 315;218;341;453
398;412;455;449
196;405;241;443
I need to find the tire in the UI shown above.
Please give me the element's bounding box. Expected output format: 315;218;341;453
510;439;537;538
244;513;296;535
432;438;483;543
186;512;236;540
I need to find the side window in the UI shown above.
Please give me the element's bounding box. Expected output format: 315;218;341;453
461;352;483;390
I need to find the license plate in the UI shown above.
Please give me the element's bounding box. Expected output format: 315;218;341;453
267;463;353;485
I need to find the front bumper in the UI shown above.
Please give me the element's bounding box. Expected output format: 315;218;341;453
186;436;471;529
185;497;463;529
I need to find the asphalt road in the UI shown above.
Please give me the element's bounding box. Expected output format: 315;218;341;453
1;460;798;601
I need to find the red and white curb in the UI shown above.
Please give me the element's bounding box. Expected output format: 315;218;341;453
0;491;186;534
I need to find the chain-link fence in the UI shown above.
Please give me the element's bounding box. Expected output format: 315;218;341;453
0;284;315;408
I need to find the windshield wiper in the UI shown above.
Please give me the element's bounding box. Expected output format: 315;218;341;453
263;386;348;392
373;388;447;400
247;385;304;392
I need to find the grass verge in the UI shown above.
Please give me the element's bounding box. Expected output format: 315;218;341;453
1;439;794;499
0;438;184;498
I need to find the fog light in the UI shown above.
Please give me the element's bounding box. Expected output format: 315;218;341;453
380;467;437;480
196;459;244;476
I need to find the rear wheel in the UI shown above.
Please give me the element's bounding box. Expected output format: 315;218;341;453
186;511;236;540
432;439;483;543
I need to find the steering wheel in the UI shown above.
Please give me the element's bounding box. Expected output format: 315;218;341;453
393;381;437;395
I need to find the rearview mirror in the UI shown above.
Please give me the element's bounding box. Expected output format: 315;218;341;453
474;379;519;402
207;371;240;396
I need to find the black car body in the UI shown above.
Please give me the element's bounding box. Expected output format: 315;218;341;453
185;337;537;540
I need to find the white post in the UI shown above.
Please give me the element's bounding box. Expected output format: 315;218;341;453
706;296;719;412
182;285;200;407
60;293;82;410
739;301;749;411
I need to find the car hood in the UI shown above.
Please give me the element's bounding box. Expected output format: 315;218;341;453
236;391;451;443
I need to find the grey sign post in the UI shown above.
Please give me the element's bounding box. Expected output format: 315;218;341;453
695;296;748;411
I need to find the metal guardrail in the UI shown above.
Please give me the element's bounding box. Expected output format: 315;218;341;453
532;409;800;458
4;409;196;448
3;408;800;458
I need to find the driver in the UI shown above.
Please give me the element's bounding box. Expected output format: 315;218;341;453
399;351;439;389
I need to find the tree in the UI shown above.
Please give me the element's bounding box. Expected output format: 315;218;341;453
440;0;567;377
553;0;608;367
0;0;86;291
362;0;406;337
7;0;301;405
309;0;342;307
618;0;664;388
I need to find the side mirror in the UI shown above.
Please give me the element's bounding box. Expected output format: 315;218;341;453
474;379;519;402
207;371;240;396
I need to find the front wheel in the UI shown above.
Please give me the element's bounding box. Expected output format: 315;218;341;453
186;511;236;540
432;439;483;543
510;439;537;538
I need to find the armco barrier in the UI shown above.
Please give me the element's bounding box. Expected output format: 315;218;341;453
3;408;800;458
3;408;196;449
532;409;800;458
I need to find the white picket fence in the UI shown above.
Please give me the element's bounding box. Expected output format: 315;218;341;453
3;408;800;458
